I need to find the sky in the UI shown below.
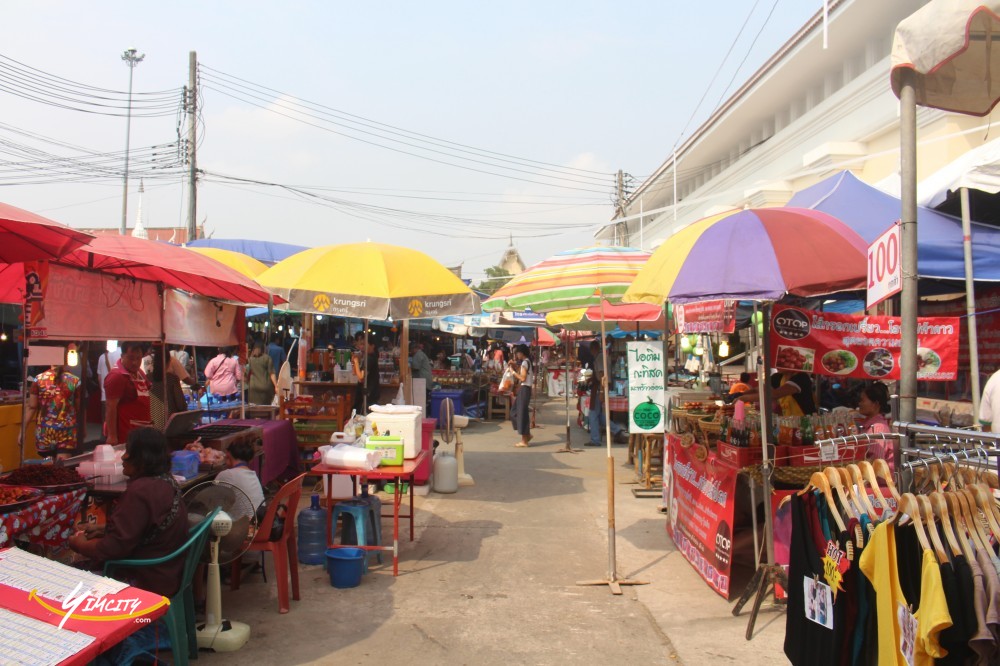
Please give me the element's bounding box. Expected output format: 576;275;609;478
0;1;822;286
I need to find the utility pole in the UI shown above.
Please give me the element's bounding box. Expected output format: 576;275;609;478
615;169;629;246
120;48;145;235
186;51;198;242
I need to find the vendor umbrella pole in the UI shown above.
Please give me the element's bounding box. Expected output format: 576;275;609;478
731;301;786;639
555;328;579;454
578;292;648;594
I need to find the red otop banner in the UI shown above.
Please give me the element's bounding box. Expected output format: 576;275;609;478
769;304;959;382
673;300;736;334
666;435;738;599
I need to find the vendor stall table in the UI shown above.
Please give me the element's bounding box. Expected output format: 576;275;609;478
213;418;301;486
0;487;87;548
545;366;579;397
310;451;426;577
581;394;629;413
486;388;512;421
0;548;168;665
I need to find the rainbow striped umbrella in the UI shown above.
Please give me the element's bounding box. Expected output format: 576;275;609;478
481;245;651;314
623;207;867;305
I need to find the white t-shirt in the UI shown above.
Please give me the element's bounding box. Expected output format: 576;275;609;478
215;466;265;515
519;359;535;386
97;348;122;401
981;369;1000;428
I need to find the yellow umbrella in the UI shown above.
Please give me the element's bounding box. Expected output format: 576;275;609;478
187;247;269;279
258;242;478;320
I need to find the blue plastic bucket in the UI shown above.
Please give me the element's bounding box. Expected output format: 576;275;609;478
326;548;365;588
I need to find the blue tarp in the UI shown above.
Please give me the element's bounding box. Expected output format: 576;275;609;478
787;170;1000;281
185;238;307;265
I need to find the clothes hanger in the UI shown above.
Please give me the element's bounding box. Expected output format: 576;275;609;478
800;471;847;533
954;489;991;554
895;493;932;552
968;484;1000;544
846;463;879;521
857;460;889;514
929;491;966;560
873;458;900;502
826;466;860;522
915;494;950;563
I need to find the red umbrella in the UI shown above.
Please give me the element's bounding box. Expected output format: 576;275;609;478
0;202;93;262
56;235;275;305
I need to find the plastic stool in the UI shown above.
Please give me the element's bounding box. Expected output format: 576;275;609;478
331;502;382;572
347;495;383;566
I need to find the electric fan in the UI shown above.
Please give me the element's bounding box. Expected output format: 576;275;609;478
184;480;258;652
438;397;474;487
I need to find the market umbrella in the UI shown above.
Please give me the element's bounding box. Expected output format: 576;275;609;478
891;0;1000;423
623;206;867;598
187;247;269;279
546;300;665;331
0;202;93;262
483;245;651;594
258;242;479;410
623;207;867;304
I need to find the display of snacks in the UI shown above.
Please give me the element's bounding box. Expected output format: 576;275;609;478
0;466;84;493
0;485;43;511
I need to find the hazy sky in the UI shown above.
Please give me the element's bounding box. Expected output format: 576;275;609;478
1;2;821;284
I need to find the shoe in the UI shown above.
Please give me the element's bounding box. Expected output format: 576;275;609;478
614;432;629;445
585;442;603;447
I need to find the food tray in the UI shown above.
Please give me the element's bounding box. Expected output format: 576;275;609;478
0;471;86;495
0;485;44;512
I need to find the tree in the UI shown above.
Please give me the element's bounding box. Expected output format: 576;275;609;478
475;265;512;296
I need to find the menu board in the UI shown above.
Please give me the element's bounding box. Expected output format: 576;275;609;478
769;304;959;381
673;300;736;334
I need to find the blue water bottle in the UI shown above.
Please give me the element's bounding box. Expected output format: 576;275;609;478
297;494;327;565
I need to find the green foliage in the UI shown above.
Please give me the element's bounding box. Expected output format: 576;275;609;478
475;265;512;296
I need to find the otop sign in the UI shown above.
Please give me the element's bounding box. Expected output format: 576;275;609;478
866;222;901;309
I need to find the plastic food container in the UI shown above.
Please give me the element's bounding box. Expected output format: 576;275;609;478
365;436;404;466
170;450;200;480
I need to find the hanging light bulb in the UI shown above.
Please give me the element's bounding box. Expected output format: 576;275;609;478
718;340;730;357
694;344;705;356
0;330;7;342
680;336;692;351
278;324;284;331
66;343;79;367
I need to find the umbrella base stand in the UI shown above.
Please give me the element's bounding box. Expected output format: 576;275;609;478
731;564;788;640
555;424;581;453
576;577;649;595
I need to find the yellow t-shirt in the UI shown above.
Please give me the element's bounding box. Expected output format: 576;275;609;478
858;522;952;665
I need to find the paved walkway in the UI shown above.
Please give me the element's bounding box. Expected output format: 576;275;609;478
205;397;786;665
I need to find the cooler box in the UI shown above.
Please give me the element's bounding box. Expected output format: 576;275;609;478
170;450;199;480
413;418;436;486
430;389;465;425
365;436;404;466
366;410;421;459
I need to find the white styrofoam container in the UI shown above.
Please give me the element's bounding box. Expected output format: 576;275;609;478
322;474;353;499
366;410;421;459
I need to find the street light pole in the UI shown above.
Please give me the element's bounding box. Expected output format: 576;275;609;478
120;48;145;236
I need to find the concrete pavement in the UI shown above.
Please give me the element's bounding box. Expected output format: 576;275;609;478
203;397;786;665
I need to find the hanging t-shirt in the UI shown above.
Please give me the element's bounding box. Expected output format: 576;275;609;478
784;493;846;666
937;554;977;665
859;522;953;665
967;552;996;666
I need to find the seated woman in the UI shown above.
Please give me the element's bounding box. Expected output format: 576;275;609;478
859;382;894;470
69;427;189;662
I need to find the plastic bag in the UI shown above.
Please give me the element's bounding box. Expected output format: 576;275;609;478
343;410;366;438
498;368;516;393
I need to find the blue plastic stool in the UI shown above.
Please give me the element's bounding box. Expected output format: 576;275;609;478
331;502;381;572
345;495;383;566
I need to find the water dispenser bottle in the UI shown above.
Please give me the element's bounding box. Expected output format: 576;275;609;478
297;494;327;565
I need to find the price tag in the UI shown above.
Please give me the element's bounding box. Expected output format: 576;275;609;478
819;439;838;462
897;602;916;665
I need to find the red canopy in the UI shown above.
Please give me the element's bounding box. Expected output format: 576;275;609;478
0;202;93;262
54;235;274;305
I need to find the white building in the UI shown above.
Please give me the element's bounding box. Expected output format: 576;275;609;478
599;0;999;247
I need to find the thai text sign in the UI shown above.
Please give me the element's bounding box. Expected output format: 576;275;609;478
667;435;738;599
866;222;901;309
674;300;736;334
627;340;665;434
770;304;958;381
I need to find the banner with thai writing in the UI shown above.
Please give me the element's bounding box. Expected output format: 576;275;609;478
666;435;738;599
673;300;736;334
627;340;665;433
770;304;959;381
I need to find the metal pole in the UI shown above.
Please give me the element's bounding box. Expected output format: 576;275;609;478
599;297;617;581
757;303;775;567
961;187;982;425
899;69;919;423
565;331;571;449
186;51;198;242
119;48;144;236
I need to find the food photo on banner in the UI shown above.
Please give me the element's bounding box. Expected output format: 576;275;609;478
626;340;665;434
769;304;959;381
666;436;737;599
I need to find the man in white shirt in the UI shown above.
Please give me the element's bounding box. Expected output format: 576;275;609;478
214;440;264;512
980;367;1000;431
96;342;121;419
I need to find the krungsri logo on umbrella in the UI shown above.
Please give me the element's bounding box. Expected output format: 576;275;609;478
408;299;424;317
312;293;331;312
